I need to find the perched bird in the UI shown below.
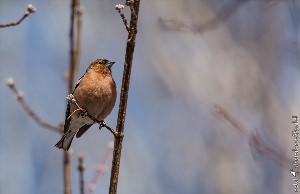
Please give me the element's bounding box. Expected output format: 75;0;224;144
55;59;117;151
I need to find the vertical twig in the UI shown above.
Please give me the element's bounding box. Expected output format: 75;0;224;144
78;153;85;194
63;1;76;193
109;1;140;194
64;0;82;194
75;1;82;76
69;0;75;89
64;151;72;194
69;0;81;90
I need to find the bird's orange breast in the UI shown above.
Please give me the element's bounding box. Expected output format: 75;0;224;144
71;71;117;121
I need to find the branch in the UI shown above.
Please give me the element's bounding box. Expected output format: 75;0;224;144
157;0;249;33
157;17;189;32
78;153;85;194
5;78;63;133
115;4;130;32
126;0;137;19
158;0;282;33
63;150;72;194
87;141;114;194
214;105;292;170
63;1;82;194
214;105;250;137
0;4;36;28
69;0;82;91
109;1;140;194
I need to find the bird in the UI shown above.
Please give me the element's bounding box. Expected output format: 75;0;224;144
55;59;117;151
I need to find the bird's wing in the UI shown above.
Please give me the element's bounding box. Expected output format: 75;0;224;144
76;124;92;138
74;76;83;90
63;103;71;133
64;73;86;133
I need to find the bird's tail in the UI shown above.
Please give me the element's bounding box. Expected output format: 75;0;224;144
55;131;76;151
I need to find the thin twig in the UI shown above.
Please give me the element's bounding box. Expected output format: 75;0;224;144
69;0;82;90
109;1;141;194
214;105;292;170
75;2;82;77
126;0;137;19
63;0;82;194
115;4;130;32
0;4;36;28
101;122;120;137
5;78;63;133
69;0;76;89
87;141;114;194
64;150;72;194
78;153;85;194
214;105;250;137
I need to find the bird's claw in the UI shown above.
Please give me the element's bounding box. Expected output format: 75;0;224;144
79;109;87;118
99;121;106;130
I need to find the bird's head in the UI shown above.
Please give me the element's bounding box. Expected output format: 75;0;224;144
87;59;115;75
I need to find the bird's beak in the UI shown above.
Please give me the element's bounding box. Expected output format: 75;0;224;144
106;61;115;69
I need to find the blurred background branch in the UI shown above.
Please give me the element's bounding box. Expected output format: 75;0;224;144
214;105;292;170
69;0;82;90
64;0;82;194
78;153;85;194
87;141;114;194
157;0;249;33
0;4;36;28
6;78;63;133
157;0;283;33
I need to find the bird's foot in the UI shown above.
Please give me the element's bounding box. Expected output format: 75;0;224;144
99;121;105;130
79;109;88;118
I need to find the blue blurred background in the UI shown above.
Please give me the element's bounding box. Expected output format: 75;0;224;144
0;0;298;194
